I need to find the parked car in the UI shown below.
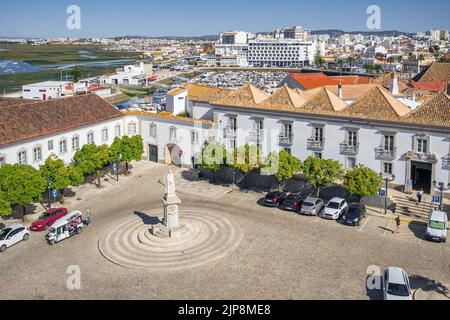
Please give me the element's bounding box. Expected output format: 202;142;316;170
300;197;324;216
279;193;303;212
30;208;68;232
263;191;287;208
323;198;348;220
382;267;413;300
46;211;84;246
340;203;366;226
425;211;448;243
0;224;30;252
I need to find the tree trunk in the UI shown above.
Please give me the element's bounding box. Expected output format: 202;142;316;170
125;162;129;175
22;205;26;222
316;186;321;198
59;188;65;205
97;172;101;188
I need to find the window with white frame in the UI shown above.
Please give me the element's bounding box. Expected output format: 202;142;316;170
0;155;6;166
59;139;68;154
87;132;95;144
33;146;42;162
128;123;137;136
18;150;27;164
383;162;393;175
415;135;429;154
72;136;80;151
102;128;109;142
169;127;177;141
149;123;157;137
48;140;54;151
313;126;324;142
115;124;121;137
191;130;199;144
347;131;358;146
383;134;395;151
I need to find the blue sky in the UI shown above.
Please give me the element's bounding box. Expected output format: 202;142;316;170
1;0;449;38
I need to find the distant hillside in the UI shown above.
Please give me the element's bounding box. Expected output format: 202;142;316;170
113;35;219;41
310;29;415;37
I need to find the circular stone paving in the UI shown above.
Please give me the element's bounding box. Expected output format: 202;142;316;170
98;209;243;271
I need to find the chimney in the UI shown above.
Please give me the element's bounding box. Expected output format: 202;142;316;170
390;72;399;95
338;81;343;99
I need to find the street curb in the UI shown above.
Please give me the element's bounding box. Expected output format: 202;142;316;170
366;209;428;226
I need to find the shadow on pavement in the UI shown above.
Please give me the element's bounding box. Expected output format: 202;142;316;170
410;275;450;299
365;275;383;300
134;211;161;226
408;223;426;240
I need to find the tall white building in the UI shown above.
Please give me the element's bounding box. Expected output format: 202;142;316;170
247;39;316;67
219;31;251;45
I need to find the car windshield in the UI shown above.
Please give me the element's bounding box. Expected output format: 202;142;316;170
287;195;300;201
429;221;446;230
303;201;314;207
345;207;360;218
0;228;12;240
387;283;410;297
39;213;51;219
327;202;340;209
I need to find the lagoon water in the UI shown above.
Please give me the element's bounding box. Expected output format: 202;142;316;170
0;60;43;75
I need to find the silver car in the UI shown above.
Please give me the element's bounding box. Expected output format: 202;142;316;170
300;197;324;216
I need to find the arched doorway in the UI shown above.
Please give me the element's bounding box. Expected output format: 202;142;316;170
164;144;183;167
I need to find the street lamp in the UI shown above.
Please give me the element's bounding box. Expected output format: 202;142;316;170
380;173;396;215
47;179;53;210
432;181;450;211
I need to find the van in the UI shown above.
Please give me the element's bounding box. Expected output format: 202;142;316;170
425;211;448;243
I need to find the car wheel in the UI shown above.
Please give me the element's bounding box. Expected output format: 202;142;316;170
48;239;55;246
23;233;29;241
76;228;82;235
0;245;7;252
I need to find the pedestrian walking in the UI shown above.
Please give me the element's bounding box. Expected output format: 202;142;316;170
416;189;424;205
394;215;401;234
85;210;91;226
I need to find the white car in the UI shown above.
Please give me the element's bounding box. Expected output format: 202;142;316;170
323;198;348;220
382;267;413;300
425;211;448;243
0;224;30;252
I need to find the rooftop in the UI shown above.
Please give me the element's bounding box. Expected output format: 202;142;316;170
0;94;122;147
413;62;450;83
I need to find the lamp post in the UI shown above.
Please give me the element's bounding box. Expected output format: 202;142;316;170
47;179;53;210
380;173;396;215
432;181;450;211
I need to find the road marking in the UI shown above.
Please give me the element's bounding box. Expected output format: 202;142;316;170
358;217;371;232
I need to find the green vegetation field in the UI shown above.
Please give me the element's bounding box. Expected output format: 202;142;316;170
0;44;142;93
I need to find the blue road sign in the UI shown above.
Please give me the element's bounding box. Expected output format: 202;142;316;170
379;189;386;198
52;189;58;198
432;196;441;205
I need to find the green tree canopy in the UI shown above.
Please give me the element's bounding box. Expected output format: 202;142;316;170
0;164;46;217
302;157;343;197
263;150;301;190
110;135;144;174
344;165;383;200
73;144;111;187
198;143;228;181
229;144;262;187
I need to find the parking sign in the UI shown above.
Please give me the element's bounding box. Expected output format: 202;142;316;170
52;189;58;198
432;196;441;206
379;188;386;198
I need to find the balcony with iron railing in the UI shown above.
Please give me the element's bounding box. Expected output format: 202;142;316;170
340;142;359;155
278;134;293;146
307;138;325;150
375;146;397;160
249;129;265;142
224;126;237;138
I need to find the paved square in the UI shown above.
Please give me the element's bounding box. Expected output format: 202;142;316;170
0;162;448;300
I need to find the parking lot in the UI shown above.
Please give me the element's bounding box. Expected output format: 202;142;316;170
0;162;448;300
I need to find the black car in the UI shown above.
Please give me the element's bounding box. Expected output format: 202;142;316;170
340;203;366;226
279;193;303;212
263;191;287;207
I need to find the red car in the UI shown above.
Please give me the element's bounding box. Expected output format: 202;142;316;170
30;208;68;231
